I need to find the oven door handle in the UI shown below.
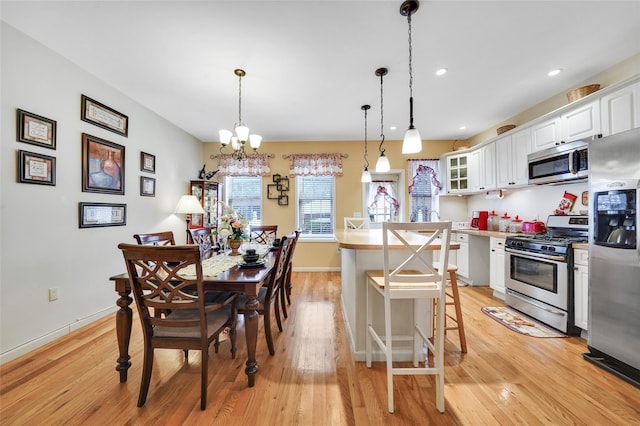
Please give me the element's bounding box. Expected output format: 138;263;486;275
505;248;566;262
506;290;566;316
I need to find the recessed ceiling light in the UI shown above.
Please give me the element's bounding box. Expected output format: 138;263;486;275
547;69;562;77
459;125;467;130
389;125;397;131
435;68;448;76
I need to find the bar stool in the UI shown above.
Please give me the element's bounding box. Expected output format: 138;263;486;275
433;264;467;353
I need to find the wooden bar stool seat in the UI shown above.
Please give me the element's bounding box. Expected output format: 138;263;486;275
433;263;467;353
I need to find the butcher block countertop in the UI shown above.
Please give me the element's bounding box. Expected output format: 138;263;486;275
335;229;460;250
452;228;518;238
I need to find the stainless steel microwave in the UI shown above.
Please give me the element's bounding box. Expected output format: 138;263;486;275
527;137;598;185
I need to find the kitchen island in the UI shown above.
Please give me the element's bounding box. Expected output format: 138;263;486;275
336;228;459;361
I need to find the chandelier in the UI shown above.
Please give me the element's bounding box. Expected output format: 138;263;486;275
218;69;262;160
400;0;423;154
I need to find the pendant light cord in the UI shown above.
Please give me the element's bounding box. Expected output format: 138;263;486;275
407;11;414;129
237;72;243;127
363;107;369;169
378;70;386;155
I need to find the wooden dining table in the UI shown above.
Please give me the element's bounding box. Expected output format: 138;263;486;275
108;251;276;387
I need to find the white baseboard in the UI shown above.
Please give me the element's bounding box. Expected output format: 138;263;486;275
0;306;117;365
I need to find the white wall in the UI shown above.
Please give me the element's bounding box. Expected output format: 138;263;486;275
440;180;589;224
0;23;204;363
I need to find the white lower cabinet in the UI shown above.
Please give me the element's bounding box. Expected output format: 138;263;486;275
573;249;589;331
489;237;506;298
455;233;490;286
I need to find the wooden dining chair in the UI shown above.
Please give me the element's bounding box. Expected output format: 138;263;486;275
188;227;218;259
235;234;292;356
249;225;278;245
280;230;301;319
344;217;370;230
365;221;452;413
118;243;237;410
133;231;175;246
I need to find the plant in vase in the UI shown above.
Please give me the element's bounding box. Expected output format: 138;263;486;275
212;202;248;256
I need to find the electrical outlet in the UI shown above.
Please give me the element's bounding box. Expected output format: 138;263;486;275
48;287;59;301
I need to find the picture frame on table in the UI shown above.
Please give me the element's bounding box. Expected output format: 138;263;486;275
82;133;125;195
81;95;129;137
140;176;156;197
17;150;56;186
276;176;289;191
79;202;127;228
16;109;57;149
140;151;155;173
267;184;279;199
278;194;289;206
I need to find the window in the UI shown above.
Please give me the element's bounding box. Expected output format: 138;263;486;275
407;160;442;222
296;175;334;236
224;176;262;226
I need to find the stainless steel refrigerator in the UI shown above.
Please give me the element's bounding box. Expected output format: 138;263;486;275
584;127;640;387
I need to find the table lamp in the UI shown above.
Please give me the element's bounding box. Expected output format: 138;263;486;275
174;195;205;243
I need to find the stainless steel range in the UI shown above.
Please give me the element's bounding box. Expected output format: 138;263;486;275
505;215;588;334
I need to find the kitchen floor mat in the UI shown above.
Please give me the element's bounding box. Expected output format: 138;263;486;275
481;306;567;338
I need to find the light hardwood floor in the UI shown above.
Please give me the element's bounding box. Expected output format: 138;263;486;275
1;272;639;425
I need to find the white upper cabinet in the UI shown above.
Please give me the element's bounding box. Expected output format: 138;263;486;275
601;81;640;136
470;142;496;192
562;99;601;142
496;127;531;188
531;116;561;151
531;100;601;151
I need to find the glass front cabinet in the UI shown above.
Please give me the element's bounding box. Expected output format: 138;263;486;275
189;180;219;229
447;154;469;193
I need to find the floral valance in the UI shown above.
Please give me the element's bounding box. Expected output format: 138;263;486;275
407;159;442;195
288;153;344;177
217;153;271;177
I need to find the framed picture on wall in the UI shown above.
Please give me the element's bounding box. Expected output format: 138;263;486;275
79;202;127;228
278;194;289;206
82;133;125;195
17;109;57;149
276;177;289;191
267;184;279;199
140;151;155;173
81;95;129;137
17;150;56;186
140;176;156;196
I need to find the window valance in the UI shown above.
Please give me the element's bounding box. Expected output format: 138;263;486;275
217;154;271;177
288;153;344;177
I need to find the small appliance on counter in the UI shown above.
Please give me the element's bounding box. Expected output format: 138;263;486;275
470;211;488;230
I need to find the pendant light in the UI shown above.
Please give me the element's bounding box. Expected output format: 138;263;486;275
218;69;262;160
400;0;423;154
375;67;391;173
360;104;372;183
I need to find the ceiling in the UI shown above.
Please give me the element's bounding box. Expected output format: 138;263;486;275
2;1;639;143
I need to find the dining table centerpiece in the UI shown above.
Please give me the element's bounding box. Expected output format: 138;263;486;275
214;203;249;256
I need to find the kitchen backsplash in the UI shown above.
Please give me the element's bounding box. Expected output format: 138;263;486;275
440;181;589;224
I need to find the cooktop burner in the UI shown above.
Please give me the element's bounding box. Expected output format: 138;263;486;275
506;215;589;257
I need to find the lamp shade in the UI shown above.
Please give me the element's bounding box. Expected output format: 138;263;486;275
249;134;262;149
402;127;423;154
219;129;233;145
361;168;372;183
174;195;205;215
375;154;391;172
235;125;250;142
